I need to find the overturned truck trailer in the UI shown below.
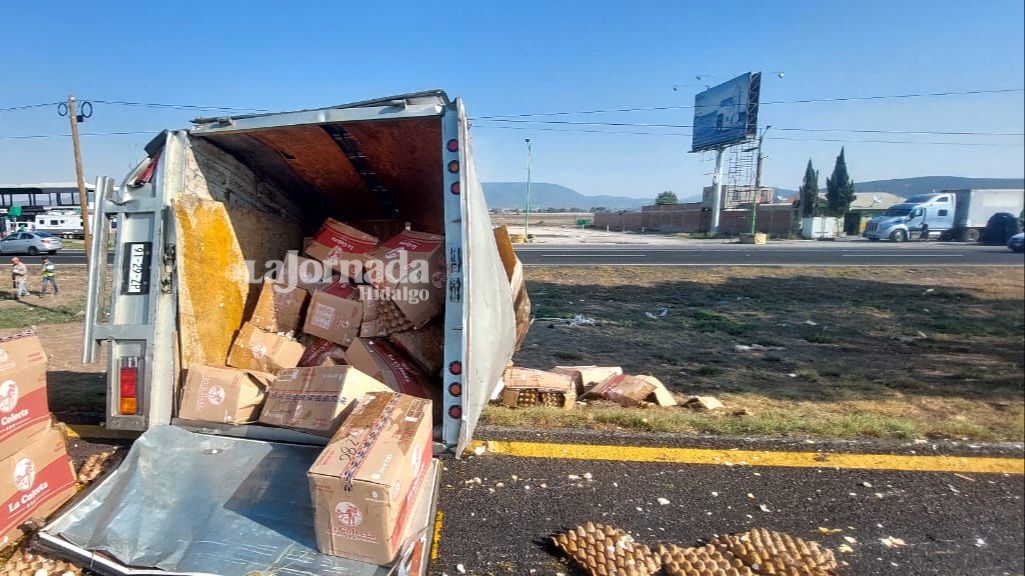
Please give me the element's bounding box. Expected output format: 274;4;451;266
36;91;526;575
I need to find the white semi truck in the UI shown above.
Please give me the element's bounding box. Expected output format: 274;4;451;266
863;189;1025;242
36;91;521;575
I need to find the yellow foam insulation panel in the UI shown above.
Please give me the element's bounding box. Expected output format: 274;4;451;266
174;195;250;367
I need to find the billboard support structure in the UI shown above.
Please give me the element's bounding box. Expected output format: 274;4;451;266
710;147;725;235
690;72;762;236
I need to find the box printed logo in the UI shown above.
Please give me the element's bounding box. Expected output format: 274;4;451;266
335;501;363;527
206;385;226;406
13;457;36;491
0;379;19;414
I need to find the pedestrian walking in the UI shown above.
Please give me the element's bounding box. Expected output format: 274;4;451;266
41;256;59;296
10;257;28;299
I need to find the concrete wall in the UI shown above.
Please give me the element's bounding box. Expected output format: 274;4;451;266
594;204;796;235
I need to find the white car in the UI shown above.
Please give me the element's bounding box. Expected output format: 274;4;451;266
1008;232;1024;253
0;231;63;255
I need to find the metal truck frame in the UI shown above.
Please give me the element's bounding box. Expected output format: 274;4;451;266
39;91;517;576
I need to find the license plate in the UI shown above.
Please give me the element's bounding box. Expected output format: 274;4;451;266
122;242;152;295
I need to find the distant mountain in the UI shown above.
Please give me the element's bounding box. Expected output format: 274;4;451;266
482;177;1025;211
483;182;650;210
852;177;1024;196
771;177;1024;202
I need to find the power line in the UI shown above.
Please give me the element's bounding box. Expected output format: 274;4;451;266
0;101;62;113
474;125;692;137
0;130;159;141
7;125;1016;146
472;124;1025;146
87;99;271;113
475;118;1025;136
475;88;1025;119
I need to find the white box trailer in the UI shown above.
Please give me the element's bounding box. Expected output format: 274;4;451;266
33;210;85;238
36;91;519;575
951;188;1024;232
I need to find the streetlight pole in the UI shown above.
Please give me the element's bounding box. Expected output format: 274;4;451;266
750;125;772;235
523;138;532;243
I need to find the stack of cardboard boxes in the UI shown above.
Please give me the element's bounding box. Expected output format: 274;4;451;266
178;217;448;439
175;217;449;566
0;330;76;548
498;365;679;409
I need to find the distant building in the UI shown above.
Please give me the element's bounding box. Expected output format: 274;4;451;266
0;182;98;236
843;191;905;235
702;185;775;209
0;182;96;218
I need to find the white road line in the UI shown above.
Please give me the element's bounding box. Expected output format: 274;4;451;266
840;254;963;258
524;263;1023;267
541;253;647;257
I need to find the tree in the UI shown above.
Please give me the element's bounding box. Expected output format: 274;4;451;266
655;191;678;205
826;147;857;215
798;159;819;218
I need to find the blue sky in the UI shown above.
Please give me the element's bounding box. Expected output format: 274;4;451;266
1;0;1022;199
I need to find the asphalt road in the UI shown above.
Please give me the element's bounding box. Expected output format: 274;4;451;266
56;426;1024;576
32;250;114;265
33;243;1025;267
515;243;1025;267
432;430;1025;576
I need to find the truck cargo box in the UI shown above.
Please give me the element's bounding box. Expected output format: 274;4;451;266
55;91;521;575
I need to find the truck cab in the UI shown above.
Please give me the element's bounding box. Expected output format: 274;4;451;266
863;192;956;242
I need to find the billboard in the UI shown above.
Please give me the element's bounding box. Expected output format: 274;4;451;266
691;72;761;152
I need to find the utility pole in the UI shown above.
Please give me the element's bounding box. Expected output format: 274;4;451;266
750;125;772;234
523;138;532;243
65;95;92;266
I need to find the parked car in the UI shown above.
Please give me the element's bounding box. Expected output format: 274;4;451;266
1009;232;1025;253
0;231;63;255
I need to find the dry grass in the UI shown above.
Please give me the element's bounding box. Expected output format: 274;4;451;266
0;263;90;328
490;212;594;228
485;266;1025;441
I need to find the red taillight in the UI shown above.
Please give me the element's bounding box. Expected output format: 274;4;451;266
448;361;462;376
446;138;459;152
119;357;139;415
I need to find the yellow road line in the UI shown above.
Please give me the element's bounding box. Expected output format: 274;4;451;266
470;440;1024;475
430;511;444;562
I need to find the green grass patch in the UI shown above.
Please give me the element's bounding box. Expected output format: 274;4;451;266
688;309;756;336
481;403;1025;442
0;301;84;328
929;316;1024;338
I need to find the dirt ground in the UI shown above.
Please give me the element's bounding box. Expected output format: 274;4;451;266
486;266;1025;441
3;263;1023;441
1;264;108;424
0;262;89;328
